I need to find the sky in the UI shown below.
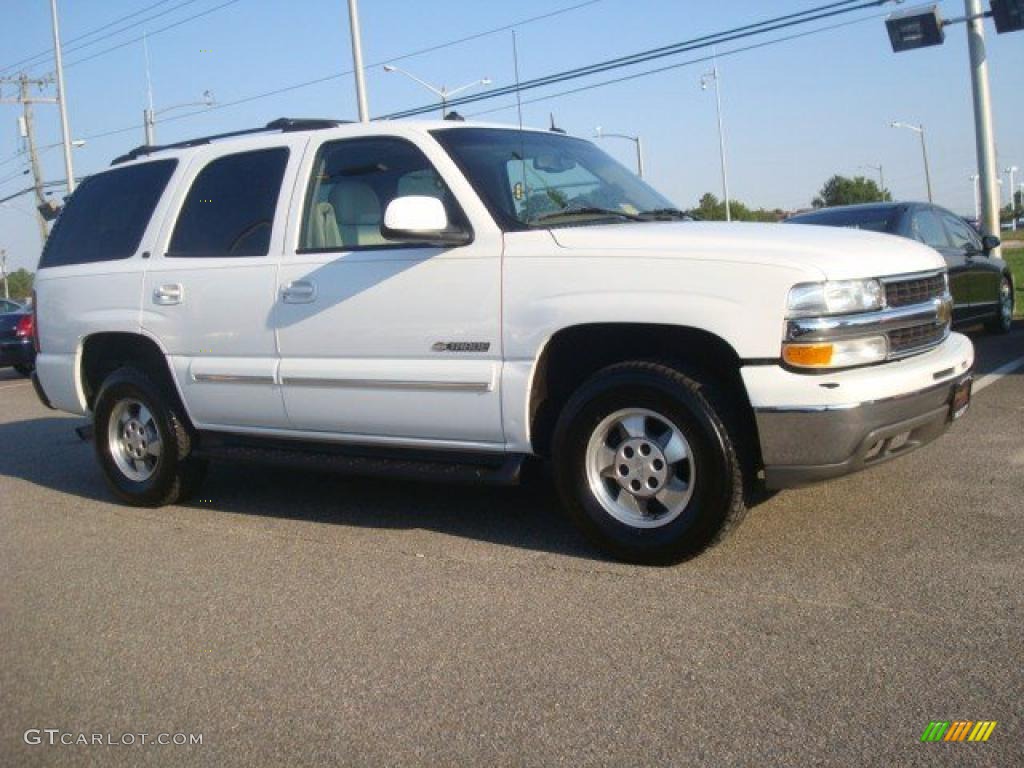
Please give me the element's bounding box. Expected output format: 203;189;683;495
1;0;1022;272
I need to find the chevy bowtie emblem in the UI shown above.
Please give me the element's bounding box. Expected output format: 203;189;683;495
432;341;490;353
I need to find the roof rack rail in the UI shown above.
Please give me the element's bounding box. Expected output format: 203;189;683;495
110;117;349;165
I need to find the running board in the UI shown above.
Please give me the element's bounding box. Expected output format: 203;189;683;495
193;431;525;486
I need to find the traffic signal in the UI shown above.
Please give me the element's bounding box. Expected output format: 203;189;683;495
886;4;945;52
990;0;1024;33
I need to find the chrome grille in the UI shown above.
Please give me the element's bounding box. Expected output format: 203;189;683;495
884;273;946;308
887;323;947;357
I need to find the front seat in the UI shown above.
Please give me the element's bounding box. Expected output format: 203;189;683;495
330;180;386;247
307;201;342;249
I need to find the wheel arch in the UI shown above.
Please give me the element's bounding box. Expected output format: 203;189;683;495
526;323;761;467
79;331;193;425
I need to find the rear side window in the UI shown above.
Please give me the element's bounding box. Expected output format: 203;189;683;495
910;208;949;249
39;159;177;268
168;148;288;258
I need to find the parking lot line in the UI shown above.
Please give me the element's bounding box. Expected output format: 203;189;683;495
973;354;1024;394
0;381;31;390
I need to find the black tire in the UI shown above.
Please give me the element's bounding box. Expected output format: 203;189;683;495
93;366;207;506
552;361;746;565
14;363;34;377
984;275;1014;335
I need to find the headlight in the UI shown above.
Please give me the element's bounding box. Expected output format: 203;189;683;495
787;279;884;317
782;335;889;369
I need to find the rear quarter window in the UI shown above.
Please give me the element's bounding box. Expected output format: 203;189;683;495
39;159;177;269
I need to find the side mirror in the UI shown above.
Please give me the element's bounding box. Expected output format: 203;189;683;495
382;196;471;246
981;234;1000;253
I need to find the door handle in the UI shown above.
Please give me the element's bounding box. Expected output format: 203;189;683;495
281;280;317;304
153;283;183;306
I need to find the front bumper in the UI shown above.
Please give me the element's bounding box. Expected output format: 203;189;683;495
756;373;970;488
744;331;974;489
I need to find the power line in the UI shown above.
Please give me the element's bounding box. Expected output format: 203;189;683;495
465;12;887;119
0;0;186;76
79;0;610;142
62;0;244;71
385;0;892;119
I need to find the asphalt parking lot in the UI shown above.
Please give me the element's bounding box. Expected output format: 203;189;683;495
2;327;1021;767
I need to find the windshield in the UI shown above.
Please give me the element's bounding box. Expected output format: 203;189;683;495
431;128;677;230
785;207;898;233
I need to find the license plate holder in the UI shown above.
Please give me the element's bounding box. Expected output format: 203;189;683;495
950;376;972;421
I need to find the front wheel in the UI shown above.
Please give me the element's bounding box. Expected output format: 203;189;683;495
985;275;1014;334
93;366;207;506
552;361;746;565
14;363;34;377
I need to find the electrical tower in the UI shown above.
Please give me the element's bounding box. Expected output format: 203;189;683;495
0;74;57;245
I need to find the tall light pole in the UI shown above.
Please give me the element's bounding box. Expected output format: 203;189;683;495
890;122;933;202
1005;166;1019;230
383;65;490;118
143;90;214;146
49;0;75;195
701;51;730;221
860;163;886;198
594;127;644;178
970;173;981;221
964;0;1001;250
346;0;370;122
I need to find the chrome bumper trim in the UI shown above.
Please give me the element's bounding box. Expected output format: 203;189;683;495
756;372;971;488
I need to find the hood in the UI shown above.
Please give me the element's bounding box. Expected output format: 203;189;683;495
548;221;945;281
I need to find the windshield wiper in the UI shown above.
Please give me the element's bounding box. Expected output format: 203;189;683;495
637;207;691;221
529;206;645;225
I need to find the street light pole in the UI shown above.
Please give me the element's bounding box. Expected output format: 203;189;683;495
346;0;370;122
965;0;1000;249
701;52;730;221
890;122;933;203
1005;166;1018;230
594;127;645;178
860;164;886;198
970;173;981;221
383;65;491;118
49;0;75;195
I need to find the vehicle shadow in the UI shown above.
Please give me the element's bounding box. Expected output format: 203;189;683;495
964;318;1024;376
0;416;606;561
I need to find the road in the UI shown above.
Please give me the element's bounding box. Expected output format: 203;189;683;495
2;327;1022;767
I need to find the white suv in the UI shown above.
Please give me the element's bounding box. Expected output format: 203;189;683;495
32;118;974;563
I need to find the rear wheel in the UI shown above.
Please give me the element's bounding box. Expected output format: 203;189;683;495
985;275;1014;334
14;363;33;377
93;366;206;506
552;361;746;565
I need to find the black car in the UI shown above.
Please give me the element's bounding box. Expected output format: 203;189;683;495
0;303;36;376
786;202;1014;333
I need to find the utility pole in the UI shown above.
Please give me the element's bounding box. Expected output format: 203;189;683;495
49;0;75;195
1;74;56;245
346;0;370;122
965;0;999;252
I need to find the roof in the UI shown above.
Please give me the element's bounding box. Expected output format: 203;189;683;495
110;116;558;166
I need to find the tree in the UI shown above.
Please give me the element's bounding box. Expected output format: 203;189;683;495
812;175;891;208
6;269;34;300
688;192;783;222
